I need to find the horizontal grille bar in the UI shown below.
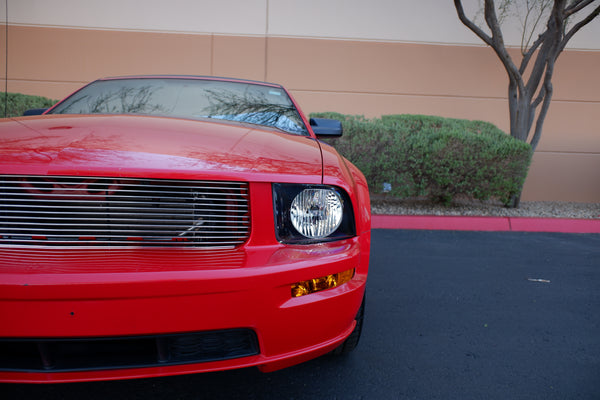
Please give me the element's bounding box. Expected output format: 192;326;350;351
0;329;259;372
0;247;248;272
0;175;251;247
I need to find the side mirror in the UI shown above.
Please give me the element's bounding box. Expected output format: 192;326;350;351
310;118;343;138
23;108;48;116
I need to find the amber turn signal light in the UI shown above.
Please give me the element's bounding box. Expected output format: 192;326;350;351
291;268;355;297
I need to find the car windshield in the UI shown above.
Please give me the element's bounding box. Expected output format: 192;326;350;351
48;78;309;135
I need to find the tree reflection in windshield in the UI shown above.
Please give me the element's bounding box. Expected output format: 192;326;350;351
203;88;307;135
52;85;164;115
49;78;308;136
90;86;164;114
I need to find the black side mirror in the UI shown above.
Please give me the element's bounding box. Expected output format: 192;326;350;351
23;108;48;116
310;118;343;138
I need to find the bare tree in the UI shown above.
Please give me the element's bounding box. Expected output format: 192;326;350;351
454;0;599;153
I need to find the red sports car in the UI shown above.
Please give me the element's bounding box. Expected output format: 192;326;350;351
0;76;370;383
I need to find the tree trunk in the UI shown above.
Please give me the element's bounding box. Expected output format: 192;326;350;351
512;100;532;142
507;80;530;208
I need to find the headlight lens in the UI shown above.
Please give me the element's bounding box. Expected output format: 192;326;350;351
290;189;343;239
273;184;355;244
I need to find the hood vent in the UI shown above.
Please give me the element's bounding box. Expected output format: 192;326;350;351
0;175;250;247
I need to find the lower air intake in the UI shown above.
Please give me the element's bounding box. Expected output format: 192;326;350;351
0;329;259;372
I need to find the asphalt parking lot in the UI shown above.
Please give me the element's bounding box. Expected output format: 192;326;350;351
3;229;599;399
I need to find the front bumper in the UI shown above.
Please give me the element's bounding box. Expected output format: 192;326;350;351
0;232;369;383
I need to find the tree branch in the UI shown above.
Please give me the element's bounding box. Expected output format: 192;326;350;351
530;59;555;151
484;0;506;46
524;1;565;97
559;4;600;53
565;0;595;17
454;0;494;46
532;84;547;108
520;31;547;74
454;0;524;91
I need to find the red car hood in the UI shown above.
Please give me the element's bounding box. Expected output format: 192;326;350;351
0;115;323;183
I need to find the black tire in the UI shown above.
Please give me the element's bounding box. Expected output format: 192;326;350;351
331;293;365;355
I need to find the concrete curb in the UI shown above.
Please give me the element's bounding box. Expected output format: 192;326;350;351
372;215;600;234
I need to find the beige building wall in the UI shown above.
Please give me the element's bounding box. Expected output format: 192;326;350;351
1;0;599;202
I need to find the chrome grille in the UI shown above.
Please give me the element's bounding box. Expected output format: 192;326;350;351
0;175;250;247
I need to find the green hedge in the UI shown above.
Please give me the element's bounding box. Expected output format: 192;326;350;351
311;113;532;206
0;92;57;118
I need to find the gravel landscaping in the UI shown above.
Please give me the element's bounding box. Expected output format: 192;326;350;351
371;196;600;219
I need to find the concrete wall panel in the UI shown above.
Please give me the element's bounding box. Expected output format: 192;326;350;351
6;26;212;85
267;37;507;98
212;35;266;81
522;153;600;202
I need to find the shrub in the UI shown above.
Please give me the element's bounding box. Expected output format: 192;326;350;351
311;113;532;206
0;92;57;118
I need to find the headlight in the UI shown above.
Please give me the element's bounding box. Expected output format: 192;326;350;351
290;188;343;238
273;184;355;244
